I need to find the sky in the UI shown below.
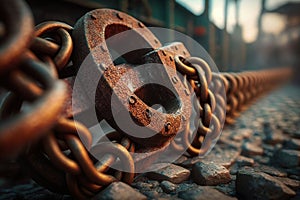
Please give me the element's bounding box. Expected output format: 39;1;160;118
176;0;300;43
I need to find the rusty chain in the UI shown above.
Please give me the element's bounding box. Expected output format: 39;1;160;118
0;2;135;198
174;56;292;156
0;1;293;199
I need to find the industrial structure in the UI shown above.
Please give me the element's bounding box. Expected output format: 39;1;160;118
26;0;300;73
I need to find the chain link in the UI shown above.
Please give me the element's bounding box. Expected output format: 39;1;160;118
174;56;292;156
0;15;136;199
27;22;135;200
174;56;222;156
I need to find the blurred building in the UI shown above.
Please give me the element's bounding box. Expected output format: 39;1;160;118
270;3;300;67
25;0;299;74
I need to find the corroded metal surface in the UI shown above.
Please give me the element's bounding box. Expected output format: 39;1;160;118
0;0;34;74
71;9;192;148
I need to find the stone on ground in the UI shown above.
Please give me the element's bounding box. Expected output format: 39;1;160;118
192;162;231;186
236;167;296;200
241;142;263;157
284;138;300;150
146;164;190;184
182;146;241;168
93;182;147;200
160;181;177;194
178;186;237;200
274;149;300;168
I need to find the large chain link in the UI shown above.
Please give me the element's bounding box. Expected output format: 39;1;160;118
25;22;135;199
174;56;222;156
0;3;135;198
0;1;293;199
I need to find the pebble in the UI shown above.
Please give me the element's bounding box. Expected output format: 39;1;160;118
218;137;243;149
232;134;244;142
235;128;253;139
262;144;276;157
235;156;255;166
274;177;300;190
263;123;285;145
285;138;300;150
243;129;254;139
290;130;300;139
241;142;264;157
192;162;231;186
146;164;190;184
254;165;287;177
215;180;236;196
182;146;241;168
178;186;237;200
139;190;160;199
248;135;263;146
252;155;270;164
160;181;177;194
175;182;198;193
285;167;300;176
274;149;300;168
132;181;156;191
0;181;68;200
230;156;254;175
236;167;296;200
264;131;284;145
93;182;147;200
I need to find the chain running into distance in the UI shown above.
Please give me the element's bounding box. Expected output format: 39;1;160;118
0;1;293;199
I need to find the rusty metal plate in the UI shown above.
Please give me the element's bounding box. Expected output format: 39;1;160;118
71;9;193;148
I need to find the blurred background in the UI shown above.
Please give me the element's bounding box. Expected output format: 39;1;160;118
26;0;300;81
